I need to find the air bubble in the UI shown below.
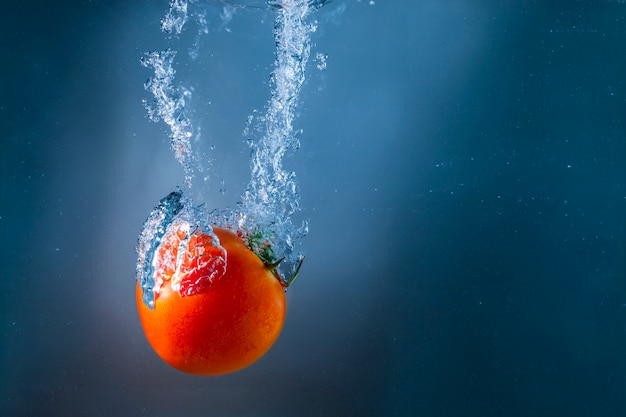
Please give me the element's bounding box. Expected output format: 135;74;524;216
142;0;323;277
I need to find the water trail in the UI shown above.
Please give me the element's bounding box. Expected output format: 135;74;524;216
142;0;197;188
161;0;189;35
141;49;195;187
239;0;315;269
141;0;322;273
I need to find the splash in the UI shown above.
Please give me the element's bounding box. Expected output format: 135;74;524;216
218;0;331;10
141;49;195;187
141;0;324;277
240;0;314;270
136;190;185;309
161;0;188;34
136;190;228;310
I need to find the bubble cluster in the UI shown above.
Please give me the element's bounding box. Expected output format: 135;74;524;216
141;0;323;277
161;0;189;34
136;190;228;310
240;0;314;270
141;49;195;187
218;0;330;10
136;190;185;310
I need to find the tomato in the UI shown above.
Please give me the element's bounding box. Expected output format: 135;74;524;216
136;223;287;376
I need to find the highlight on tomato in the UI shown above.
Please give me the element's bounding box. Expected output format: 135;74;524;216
135;190;301;375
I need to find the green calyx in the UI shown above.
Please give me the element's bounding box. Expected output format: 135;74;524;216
247;229;303;288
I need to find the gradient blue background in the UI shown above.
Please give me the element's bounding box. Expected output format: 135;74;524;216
2;1;626;416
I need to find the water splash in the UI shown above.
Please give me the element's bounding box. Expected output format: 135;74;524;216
141;1;242;188
218;0;331;10
141;49;195;187
315;51;328;71
136;189;228;309
239;0;314;271
161;0;189;34
141;0;324;276
136;190;185;309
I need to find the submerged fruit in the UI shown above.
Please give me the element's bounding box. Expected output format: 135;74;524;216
136;222;287;375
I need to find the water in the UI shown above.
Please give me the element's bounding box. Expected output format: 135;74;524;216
239;0;314;272
136;190;185;309
137;189;228;309
139;0;322;289
6;2;626;416
217;0;331;10
141;50;195;187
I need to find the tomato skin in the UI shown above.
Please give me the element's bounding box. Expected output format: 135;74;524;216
136;227;287;375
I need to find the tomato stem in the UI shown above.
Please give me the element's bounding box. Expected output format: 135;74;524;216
265;256;286;270
284;255;305;287
247;227;304;288
262;254;304;288
263;256;288;287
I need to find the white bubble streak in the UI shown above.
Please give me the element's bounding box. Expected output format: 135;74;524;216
241;0;313;266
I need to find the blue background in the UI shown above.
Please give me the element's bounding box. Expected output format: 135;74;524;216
2;1;626;416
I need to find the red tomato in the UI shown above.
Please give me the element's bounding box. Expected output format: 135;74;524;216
136;225;287;375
